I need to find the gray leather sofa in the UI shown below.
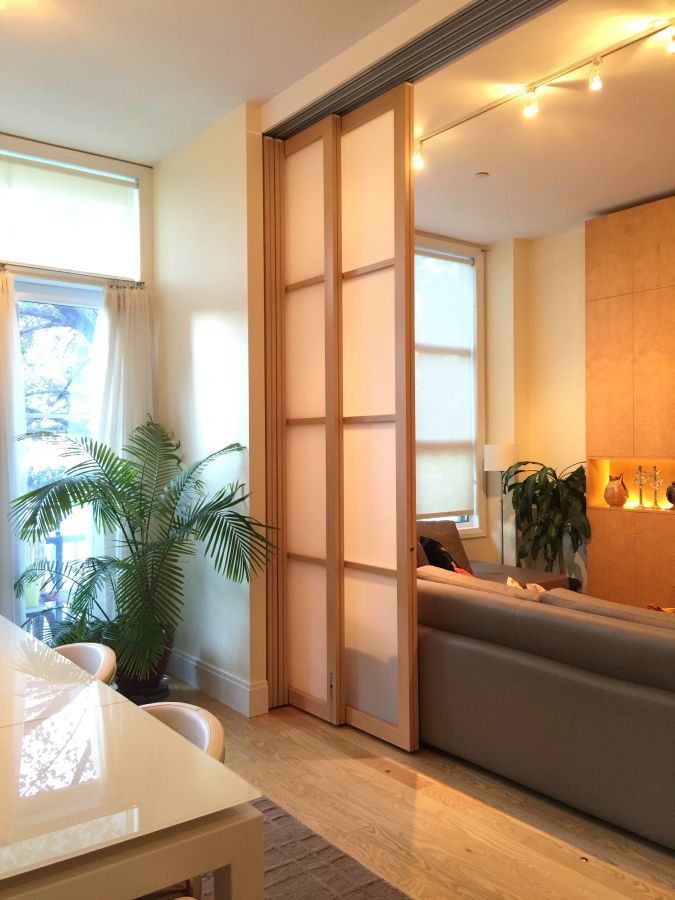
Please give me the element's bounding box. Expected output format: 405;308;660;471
418;577;675;849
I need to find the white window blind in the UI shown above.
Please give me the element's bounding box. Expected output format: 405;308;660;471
0;155;140;279
415;250;477;517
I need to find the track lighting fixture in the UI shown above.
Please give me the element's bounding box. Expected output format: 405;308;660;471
523;88;539;118
667;24;675;54
588;58;603;90
412;142;425;171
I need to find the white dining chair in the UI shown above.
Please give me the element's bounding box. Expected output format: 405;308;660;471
140;701;226;762
140;701;227;899
55;642;117;685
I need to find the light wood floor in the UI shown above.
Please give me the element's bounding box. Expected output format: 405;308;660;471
173;682;675;900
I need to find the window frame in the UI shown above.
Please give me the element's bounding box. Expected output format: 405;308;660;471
414;231;486;537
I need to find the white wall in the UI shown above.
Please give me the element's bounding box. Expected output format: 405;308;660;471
153;103;267;716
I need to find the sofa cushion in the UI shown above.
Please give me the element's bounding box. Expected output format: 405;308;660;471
513;601;675;693
417;578;675;692
416;520;473;574
470;561;570;590
417;578;521;645
543;588;675;633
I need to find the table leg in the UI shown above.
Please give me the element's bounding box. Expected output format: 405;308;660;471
212;809;263;900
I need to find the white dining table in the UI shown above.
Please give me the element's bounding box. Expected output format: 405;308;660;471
0;615;263;899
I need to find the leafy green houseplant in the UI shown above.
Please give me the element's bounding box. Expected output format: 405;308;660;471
11;420;271;687
501;461;591;574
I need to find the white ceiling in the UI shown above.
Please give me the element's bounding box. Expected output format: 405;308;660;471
0;0;419;164
414;0;675;243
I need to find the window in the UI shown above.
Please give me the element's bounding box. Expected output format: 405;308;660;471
414;235;485;532
15;277;104;615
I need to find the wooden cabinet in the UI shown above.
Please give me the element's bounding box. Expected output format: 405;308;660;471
586;195;675;605
586;295;633;458
587;509;635;604
588;508;675;608
634;286;675;457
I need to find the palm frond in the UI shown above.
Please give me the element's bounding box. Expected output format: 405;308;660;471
157;443;247;530
123;420;183;542
13;423;272;682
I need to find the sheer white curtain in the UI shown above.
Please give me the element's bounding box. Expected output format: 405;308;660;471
95;284;156;451
92;284;155;618
0;270;26;623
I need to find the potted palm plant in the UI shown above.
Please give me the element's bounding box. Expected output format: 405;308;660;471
502;460;591;575
11;420;271;697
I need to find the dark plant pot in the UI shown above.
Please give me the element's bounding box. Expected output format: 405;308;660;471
115;636;173;704
666;482;675;507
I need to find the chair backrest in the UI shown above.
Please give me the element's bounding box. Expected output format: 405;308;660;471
140;701;226;762
55;642;117;685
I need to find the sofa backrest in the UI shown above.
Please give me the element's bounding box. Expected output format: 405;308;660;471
417;579;675;692
543;587;675;632
416;520;472;573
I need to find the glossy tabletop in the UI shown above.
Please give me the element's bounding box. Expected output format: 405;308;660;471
0;615;260;881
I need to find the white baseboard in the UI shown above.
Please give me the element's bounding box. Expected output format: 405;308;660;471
168;649;269;717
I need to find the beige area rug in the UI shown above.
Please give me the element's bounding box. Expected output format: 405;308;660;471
254;797;409;899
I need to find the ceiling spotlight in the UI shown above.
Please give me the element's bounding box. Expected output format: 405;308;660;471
523;88;539;119
588;58;603;91
412;142;425;171
667;24;675;54
474;172;490;178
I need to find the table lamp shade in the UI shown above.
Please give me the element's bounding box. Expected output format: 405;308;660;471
483;443;516;473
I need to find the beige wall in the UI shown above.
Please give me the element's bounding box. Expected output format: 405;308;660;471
261;0;466;131
524;227;586;470
468;229;586;568
153;102;267;716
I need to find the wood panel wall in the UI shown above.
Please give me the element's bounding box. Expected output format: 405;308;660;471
586;194;675;606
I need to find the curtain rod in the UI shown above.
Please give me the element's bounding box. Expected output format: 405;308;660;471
0;260;144;288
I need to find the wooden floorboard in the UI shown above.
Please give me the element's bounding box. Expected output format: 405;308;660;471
171;682;675;900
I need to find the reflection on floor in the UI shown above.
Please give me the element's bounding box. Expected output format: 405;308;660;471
171;680;675;900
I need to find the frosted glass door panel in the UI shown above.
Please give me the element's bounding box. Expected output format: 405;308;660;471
341;111;395;273
285;425;326;559
285;283;326;419
343;423;396;568
287;560;328;702
342;269;396;417
284;138;324;284
344;570;398;725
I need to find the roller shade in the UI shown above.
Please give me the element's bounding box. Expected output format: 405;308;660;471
415;252;476;516
0;155;140;279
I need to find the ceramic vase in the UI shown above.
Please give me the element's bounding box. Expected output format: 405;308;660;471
666;482;675;508
604;473;628;508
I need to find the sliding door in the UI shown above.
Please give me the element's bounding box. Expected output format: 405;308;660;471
266;85;417;749
279;118;340;723
340;88;417;749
